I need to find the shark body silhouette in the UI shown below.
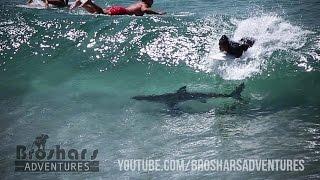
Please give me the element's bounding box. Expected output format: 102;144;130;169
132;83;245;108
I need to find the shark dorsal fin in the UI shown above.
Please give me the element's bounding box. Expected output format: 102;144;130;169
177;86;187;93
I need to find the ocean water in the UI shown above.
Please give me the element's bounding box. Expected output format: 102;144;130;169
0;0;320;179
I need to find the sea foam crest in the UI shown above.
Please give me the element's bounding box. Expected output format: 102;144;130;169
207;15;310;80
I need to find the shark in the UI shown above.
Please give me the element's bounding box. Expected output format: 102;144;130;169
132;83;245;108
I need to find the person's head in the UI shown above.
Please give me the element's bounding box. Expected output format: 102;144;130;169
142;0;153;7
219;35;230;52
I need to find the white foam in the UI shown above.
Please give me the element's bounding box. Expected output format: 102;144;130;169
206;15;310;80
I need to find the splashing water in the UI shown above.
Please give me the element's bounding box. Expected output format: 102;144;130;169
206;15;310;80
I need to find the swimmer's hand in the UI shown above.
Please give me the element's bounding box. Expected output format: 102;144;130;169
158;12;166;15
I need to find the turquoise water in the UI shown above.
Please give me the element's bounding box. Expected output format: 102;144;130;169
1;0;320;179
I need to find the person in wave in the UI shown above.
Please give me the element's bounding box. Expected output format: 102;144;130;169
219;35;255;58
70;0;165;16
27;0;69;8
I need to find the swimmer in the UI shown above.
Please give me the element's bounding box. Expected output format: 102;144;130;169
27;0;69;8
70;0;165;16
219;35;255;58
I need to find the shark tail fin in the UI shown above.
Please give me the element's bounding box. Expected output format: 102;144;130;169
230;83;245;100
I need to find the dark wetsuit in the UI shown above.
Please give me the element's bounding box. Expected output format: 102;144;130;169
219;35;255;58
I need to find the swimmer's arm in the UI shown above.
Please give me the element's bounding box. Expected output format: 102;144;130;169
27;0;33;3
141;6;166;15
79;0;90;7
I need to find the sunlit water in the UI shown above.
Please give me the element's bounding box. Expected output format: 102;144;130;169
0;0;320;179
